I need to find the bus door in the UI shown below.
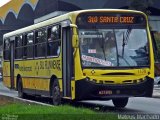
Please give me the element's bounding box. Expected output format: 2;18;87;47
62;26;73;98
10;37;15;89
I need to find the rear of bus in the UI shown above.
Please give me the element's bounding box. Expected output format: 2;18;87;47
72;10;154;107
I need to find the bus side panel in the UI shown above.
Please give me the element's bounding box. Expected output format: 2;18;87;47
34;58;62;93
14;58;63;96
3;62;11;88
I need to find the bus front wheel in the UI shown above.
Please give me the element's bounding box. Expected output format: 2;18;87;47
51;79;61;105
112;98;128;108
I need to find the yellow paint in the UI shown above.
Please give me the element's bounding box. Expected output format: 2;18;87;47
0;0;38;19
34;78;50;91
71;80;75;99
3;76;10;88
29;0;38;5
14;77;17;88
14;57;62;91
3;62;10;76
82;68;152;84
146;19;155;79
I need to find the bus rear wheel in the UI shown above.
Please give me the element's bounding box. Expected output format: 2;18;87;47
18;79;25;98
112;98;128;108
51;79;61;105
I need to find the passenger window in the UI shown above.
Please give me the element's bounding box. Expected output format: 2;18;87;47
35;29;47;57
15;35;23;47
24;32;34;59
15;35;23;59
4;39;10;50
4;39;10;60
47;25;61;56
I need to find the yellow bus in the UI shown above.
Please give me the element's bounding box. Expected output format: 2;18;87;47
2;9;154;108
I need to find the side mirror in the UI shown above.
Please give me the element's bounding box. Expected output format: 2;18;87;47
70;24;79;48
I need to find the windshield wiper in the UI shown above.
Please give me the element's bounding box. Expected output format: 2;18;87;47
119;31;131;66
122;32;125;57
122;28;132;57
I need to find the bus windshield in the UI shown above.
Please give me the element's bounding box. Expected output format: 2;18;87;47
79;28;149;68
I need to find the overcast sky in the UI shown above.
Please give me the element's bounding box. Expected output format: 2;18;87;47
0;0;11;7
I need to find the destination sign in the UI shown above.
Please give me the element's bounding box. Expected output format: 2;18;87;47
76;12;146;26
87;16;134;24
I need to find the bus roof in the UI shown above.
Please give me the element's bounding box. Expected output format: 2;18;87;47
3;9;146;40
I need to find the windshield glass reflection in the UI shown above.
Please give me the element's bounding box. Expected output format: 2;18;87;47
79;28;149;68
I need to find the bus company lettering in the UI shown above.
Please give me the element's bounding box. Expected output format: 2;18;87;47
15;64;32;71
88;16;134;24
19;66;32;71
36;60;61;71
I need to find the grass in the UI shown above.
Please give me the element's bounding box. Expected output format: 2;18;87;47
0;100;118;120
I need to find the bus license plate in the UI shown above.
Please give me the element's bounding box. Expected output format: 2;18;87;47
99;90;112;95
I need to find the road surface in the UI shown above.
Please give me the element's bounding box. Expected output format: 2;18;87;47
0;81;17;97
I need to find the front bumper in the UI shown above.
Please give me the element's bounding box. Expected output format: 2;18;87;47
75;77;154;100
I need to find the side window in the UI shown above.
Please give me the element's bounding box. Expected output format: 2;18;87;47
4;39;10;60
15;35;23;59
24;32;34;59
47;25;61;56
35;29;47;57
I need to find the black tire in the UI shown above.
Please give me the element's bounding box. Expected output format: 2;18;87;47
51;79;61;105
18;79;24;98
112;98;128;108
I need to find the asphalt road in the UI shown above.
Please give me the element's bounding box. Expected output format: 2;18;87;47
81;97;160;114
0;81;17;97
0;81;160;114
